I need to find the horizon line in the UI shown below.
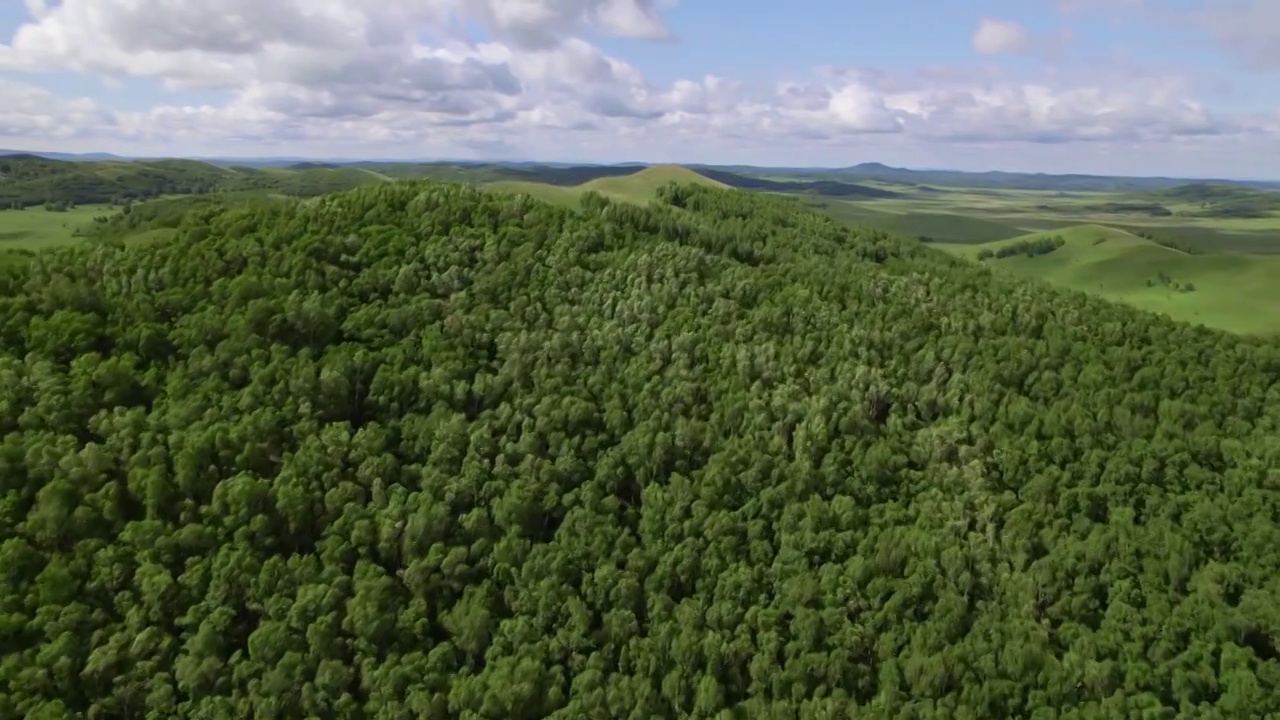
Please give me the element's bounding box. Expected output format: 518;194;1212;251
1;148;1278;184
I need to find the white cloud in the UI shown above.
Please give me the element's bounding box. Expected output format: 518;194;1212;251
973;19;1031;55
473;0;671;49
0;0;1274;176
972;18;1075;59
0;80;111;140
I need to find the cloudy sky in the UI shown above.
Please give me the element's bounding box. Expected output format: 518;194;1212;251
1;0;1278;177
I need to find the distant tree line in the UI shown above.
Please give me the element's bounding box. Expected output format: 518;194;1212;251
0;156;385;209
1132;230;1203;255
977;234;1066;260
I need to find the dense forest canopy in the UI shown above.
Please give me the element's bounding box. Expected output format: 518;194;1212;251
1;180;1279;718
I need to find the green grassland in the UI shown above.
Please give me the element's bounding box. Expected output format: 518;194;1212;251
486;165;728;206
0;203;114;269
483;181;585;208
939;225;1280;335
482;164;1280;255
0;204;112;250
814;182;1280;254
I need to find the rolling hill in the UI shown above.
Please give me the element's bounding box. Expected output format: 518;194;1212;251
940;225;1280;334
3;179;1280;717
0;154;904;208
579;164;729;199
486;164;728;206
0;154;390;208
1140;183;1280;219
780;162;1280;192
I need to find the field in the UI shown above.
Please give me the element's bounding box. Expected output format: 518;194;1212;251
0;204;110;250
807;184;1280;254
791;183;1280;335
938;225;1280;335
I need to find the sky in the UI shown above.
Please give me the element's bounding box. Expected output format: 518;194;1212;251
1;0;1279;177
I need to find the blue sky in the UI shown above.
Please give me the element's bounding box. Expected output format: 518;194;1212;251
1;0;1278;177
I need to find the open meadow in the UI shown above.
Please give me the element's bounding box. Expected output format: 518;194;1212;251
806;183;1280;254
937;226;1280;335
0;203;111;250
777;180;1280;335
0;203;113;269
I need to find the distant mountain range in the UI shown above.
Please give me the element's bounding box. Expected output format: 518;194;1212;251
2;149;1278;192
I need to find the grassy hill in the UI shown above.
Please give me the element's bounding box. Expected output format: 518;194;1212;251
483;180;584;208
486;164;728;206
3;180;1280;717
0;155;901;209
940;225;1280;334
691;167;900;199
806;198;1039;243
783;162;1280;192
579;164;729;200
1140;183;1280;219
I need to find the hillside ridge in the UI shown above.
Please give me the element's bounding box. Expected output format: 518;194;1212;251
3;180;1280;716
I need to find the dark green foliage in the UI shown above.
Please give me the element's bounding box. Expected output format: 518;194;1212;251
980;235;1066;260
1148;184;1280;219
1081;202;1173;216
1133;230;1202;255
75;193;290;243
0;156;384;208
1146;183;1280;217
2;181;1280;719
1153;271;1198;293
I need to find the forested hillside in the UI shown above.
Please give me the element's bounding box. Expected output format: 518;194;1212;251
0;155;386;208
0;154;922;208
2;181;1279;718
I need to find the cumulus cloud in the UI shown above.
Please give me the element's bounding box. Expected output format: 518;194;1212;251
0;80;112;140
972;18;1075;59
472;0;672;49
973;19;1032;55
0;0;1273;170
761;69;1228;145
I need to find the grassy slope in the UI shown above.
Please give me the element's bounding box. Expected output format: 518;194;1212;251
0;204;111;250
581;165;729;201
807;199;1046;243
483;181;584;208
486;165;728;206
0;203;114;269
940;225;1280;335
814;183;1280;254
